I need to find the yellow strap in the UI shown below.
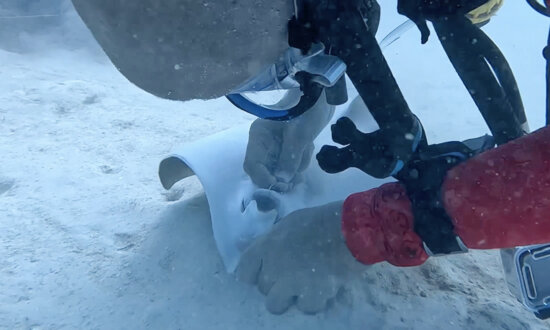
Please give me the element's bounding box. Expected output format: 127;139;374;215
467;0;504;25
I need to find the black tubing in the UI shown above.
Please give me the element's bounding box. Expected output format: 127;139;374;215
433;16;525;144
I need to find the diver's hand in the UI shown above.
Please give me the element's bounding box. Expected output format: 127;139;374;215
243;118;315;192
236;201;365;314
243;93;335;192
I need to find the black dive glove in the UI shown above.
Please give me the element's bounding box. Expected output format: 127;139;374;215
397;0;489;43
316;116;425;179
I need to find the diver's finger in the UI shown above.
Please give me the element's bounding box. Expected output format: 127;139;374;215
271;181;291;193
236;247;263;285
265;279;298;315
258;266;277;296
276;140;306;183
295;280;339;314
244;162;277;189
297;142;315;173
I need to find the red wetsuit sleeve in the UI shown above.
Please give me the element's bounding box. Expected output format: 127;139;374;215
443;126;550;249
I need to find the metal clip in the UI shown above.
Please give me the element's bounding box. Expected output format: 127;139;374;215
422;236;469;257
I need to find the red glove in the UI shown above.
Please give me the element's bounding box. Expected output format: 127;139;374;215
341;126;550;266
342;183;429;267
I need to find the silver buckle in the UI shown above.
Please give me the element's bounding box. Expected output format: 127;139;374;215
422;236;469;257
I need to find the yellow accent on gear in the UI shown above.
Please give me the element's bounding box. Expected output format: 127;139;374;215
467;0;504;25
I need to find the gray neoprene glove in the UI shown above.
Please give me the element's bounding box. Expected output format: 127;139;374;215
243;92;335;192
236;201;365;314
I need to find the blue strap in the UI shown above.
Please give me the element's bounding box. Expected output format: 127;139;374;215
226;94;291;120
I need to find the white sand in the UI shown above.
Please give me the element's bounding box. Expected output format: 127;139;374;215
1;1;549;329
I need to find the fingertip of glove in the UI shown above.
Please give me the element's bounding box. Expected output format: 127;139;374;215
258;272;277;296
235;256;262;285
296;293;329;315
266;293;296;315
